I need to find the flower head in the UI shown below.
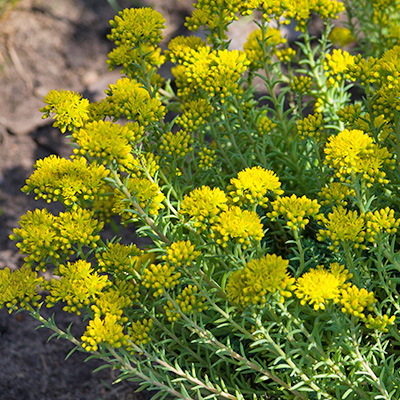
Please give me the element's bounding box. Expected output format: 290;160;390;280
40;89;89;133
81;313;129;352
180;186;228;229
257;115;277;135
328;26;355;47
142;263;181;297
22;155;109;207
211;205;264;248
226;254;295;307
295;263;352;310
44;260;110;314
324;128;394;185
176;98;214;132
160;130;194;158
324;49;355;86
366;207;400;240
108;7;165;46
340;285;375;319
317;206;366;251
0;266;44;312
291;75;313;95
228;166;284;208
268;194;321;231
163;240;201;267
296;113;324;140
128;318;153;346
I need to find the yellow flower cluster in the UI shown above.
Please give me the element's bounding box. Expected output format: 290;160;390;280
336;103;362;124
103;78;165;125
112;177;165;222
324;128;394;185
163;240;201;267
275;47;296;63
324;49;355;86
243;27;287;69
317;206;366;251
340;285;375;319
184;0;240;40
10;208;103;269
108;7;165;47
96;242;143;276
180;186;228;230
226;254;295;307
176;98;214;133
328;26;355;47
160;130;194;158
318;182;355;206
295;263;352;310
211;206;264;248
40;89;90;133
364;313;395;333
197;147;217;170
91;288;131;322
72;121;143;168
228;166;284;208
0;266;44;312
22;155;109;207
172;47;249;101
165;36;208;64
291;75;313;95
268;194;321;231
296;113;324;140
262;0;345;31
366;207;400;240
128;318;153;346
81;313;129;352
164;285;207;322
257;115;277;135
126;152;160;180
142;264;181;297
44;260;110;314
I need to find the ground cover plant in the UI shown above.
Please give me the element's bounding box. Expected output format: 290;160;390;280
3;0;400;399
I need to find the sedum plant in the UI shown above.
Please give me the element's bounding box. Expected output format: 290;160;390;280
4;0;400;399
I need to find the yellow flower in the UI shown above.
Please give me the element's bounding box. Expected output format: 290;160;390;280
328;27;355;47
96;242;143;276
366;207;400;240
91;288;131;322
197;147;217;170
318;182;355;206
324;49;355;86
364;313;395;332
10;208;60;269
243;27;287;69
226;254;295;307
257;115;277;135
22;155;109;207
324;128;394;185
128;318;153;346
296;113;324;140
72;120;142;168
40;89;89;133
211;205;264;248
44;260;110;315
160;130;194;158
56;208;103;250
268;194;321;231
0;266;44;312
165;35;208;64
108;7;166;46
180;186;228;229
103;78;165;126
163;240;201;267
112;176;165;222
82;313;129;352
164;285;207;321
336;103;362;124
291;75;313;95
142;263;181;297
295;263;352;310
317;206;366;251
340;285;375;319
228;166;284;208
176;98;214;133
